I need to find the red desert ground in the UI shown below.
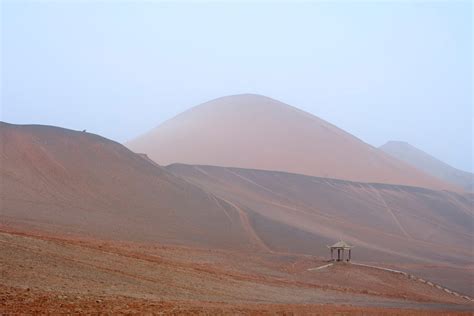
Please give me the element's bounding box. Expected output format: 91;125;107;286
1;94;473;314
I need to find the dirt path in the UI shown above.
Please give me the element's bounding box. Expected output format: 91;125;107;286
307;263;333;271
351;262;473;302
370;188;412;239
220;198;274;253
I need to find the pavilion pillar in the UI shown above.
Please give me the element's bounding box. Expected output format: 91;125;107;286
348;249;351;261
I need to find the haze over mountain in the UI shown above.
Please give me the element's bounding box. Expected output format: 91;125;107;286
380;141;474;192
3;1;472;313
127;94;455;191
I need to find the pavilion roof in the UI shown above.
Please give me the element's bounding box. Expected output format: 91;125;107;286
328;240;353;249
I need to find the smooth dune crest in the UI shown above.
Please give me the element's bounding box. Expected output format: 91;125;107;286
127;94;457;191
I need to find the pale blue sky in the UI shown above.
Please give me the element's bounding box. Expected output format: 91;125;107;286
1;1;472;171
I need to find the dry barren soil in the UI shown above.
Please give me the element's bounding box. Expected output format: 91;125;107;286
1;228;472;315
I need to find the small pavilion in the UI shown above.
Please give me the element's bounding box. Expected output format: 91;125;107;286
328;240;353;262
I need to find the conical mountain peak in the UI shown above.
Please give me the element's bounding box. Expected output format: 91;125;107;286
127;95;455;190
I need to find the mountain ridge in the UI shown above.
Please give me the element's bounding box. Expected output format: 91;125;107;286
380;141;473;191
126;94;457;191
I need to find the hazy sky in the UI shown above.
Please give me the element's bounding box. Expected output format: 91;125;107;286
1;1;472;171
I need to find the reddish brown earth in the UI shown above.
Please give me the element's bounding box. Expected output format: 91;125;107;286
1;229;472;314
126;94;456;190
0;122;258;250
3;287;470;316
1;122;473;313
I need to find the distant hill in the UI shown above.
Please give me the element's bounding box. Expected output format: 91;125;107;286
126;94;455;191
380;141;473;192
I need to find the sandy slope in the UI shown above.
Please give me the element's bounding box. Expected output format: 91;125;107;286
0;122;257;250
380;141;474;191
167;164;474;295
1;122;472;305
127;94;455;190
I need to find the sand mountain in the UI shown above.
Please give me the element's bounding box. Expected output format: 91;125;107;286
0;122;261;250
1;122;473;295
380;141;474;192
127;94;454;191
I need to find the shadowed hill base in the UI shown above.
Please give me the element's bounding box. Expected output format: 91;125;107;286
167;164;474;296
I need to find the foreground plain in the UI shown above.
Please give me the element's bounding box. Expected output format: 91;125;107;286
1;229;472;315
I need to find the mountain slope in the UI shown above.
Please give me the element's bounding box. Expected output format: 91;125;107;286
2;122;472;295
167;163;474;295
127;94;455;191
0;122;258;250
380;141;473;191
